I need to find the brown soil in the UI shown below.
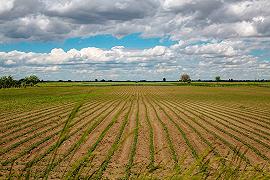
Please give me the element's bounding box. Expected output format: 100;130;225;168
1;87;270;179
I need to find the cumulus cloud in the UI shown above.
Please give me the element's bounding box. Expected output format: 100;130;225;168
0;0;270;80
183;41;238;57
0;46;171;67
1;41;269;80
1;0;270;41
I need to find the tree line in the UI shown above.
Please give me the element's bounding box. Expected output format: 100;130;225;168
0;75;40;89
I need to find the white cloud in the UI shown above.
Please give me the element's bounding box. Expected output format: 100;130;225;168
1;0;270;42
4;59;16;65
234;21;257;37
0;0;14;13
1;41;270;80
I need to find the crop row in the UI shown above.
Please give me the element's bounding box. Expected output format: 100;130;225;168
65;99;131;179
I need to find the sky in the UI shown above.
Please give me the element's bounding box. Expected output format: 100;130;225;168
0;0;270;81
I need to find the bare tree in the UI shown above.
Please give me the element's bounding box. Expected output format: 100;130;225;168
180;74;191;83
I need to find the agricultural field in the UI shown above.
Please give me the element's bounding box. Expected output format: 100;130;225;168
1;85;270;179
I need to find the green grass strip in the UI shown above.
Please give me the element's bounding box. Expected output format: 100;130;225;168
142;97;155;171
42;102;83;180
124;97;139;179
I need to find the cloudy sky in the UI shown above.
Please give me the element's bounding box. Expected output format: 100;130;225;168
0;0;270;81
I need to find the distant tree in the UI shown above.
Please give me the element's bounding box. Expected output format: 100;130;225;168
24;75;40;86
101;79;105;82
215;76;221;82
180;74;191;83
0;76;17;88
163;77;166;82
95;79;98;82
0;75;41;88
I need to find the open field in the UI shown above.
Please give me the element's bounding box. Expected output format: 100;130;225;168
1;85;270;179
38;81;270;87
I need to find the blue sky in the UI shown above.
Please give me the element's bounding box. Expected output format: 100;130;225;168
0;33;176;53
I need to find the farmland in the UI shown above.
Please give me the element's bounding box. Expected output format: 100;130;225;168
1;85;270;179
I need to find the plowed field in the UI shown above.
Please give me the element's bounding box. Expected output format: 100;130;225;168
1;86;270;179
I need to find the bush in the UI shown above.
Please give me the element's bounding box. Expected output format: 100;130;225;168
0;75;40;89
180;74;191;83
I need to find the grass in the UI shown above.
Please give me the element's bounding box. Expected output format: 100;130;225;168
0;86;102;112
1;84;270;113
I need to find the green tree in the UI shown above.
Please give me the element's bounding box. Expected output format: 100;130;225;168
0;76;17;88
215;76;221;82
24;75;40;86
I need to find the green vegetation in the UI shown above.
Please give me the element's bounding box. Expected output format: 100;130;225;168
1;84;270;179
38;81;270;88
65;100;130;179
125;98;140;179
0;75;40;89
148;98;180;170
215;76;221;82
0;86;103;112
142;97;156;172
